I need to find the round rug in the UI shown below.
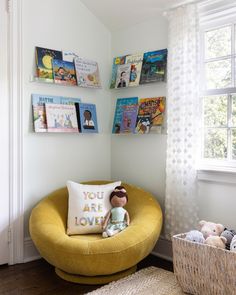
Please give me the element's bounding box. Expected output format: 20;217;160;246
86;266;185;295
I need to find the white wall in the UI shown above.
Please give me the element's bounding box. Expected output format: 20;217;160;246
111;18;168;211
198;175;236;229
110;16;236;260
22;0;111;238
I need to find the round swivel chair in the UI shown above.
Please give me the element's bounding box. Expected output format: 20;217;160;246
29;181;162;284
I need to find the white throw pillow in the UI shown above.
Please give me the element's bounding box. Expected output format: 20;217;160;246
67;181;121;235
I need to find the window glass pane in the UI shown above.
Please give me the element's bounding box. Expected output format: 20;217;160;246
232;94;236;126
232;129;236;160
204;95;227;127
205;26;231;59
204;128;227;159
206;59;231;89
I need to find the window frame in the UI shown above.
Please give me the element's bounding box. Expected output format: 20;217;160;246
200;17;236;171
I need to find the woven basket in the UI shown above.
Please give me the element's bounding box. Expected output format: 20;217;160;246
172;233;236;295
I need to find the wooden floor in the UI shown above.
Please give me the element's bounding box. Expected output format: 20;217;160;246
0;255;173;295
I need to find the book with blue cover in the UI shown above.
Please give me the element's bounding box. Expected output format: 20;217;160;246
32;94;81;132
52;59;77;86
140;49;167;84
112;97;138;134
77;103;98;133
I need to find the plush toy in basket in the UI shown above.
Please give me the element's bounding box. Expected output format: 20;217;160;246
185;220;236;251
221;228;236;250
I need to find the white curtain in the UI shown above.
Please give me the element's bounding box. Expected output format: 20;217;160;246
165;4;200;239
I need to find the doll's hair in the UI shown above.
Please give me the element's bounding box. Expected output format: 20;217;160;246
110;186;128;202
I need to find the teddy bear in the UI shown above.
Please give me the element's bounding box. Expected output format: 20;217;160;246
205;236;227;249
199;220;224;239
185;230;205;243
102;186;130;238
230;235;236;252
220;228;236;250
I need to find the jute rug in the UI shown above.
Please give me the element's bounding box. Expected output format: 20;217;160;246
86;266;185;295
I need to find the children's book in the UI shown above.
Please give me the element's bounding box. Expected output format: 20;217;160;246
140;49;167;84
45;103;79;133
138;97;166;126
135;114;151;134
32;94;81;132
120;104;139;133
76;103;98;133
110;56;126;89
125;53;143;87
74;57;101;88
115;64;131;89
62;51;79;62
35;47;62;82
112;97;138;134
52;59;77;86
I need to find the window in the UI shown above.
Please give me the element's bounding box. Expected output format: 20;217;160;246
202;22;236;167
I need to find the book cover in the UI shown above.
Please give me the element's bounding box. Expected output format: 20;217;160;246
115;64;131;89
35;47;62;82
138;97;166;126
74;57;101;88
62;51;79;62
135;114;151;134
78;103;98;133
52;59;77;86
112;97;138;134
140;49;167;84
110;56;126;89
120;104;139;133
32;94;81;132
125;53;143;87
45;103;79;133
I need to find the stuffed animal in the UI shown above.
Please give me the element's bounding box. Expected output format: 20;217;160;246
220;228;236;250
102;186;130;238
185;230;205;243
230;235;236;252
199;220;224;239
205;236;227;249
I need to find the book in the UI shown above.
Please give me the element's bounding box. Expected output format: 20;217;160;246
45;103;79;133
35;47;62;82
120;104;139;133
125;53;143;87
115;64;131;89
77;103;98;133
62;51;79;62
135;114;151;134
138;97;166;126
112;97;138;134
32;94;81;132
110;56;126;89
74;57;101;88
52;59;77;86
140;49;167;84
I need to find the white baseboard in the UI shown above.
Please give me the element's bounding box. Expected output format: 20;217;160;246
151;235;173;262
23;237;41;263
23;235;172;264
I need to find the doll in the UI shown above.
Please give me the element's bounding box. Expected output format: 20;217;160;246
102;186;130;238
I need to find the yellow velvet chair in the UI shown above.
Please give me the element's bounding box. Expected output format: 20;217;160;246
29;181;163;284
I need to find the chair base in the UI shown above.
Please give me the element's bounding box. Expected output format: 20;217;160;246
55;265;137;285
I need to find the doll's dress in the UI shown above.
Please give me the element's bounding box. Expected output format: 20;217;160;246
105;207;128;235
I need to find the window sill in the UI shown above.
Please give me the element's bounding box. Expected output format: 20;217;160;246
197;166;236;184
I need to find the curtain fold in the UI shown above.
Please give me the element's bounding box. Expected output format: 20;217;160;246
165;4;200;239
